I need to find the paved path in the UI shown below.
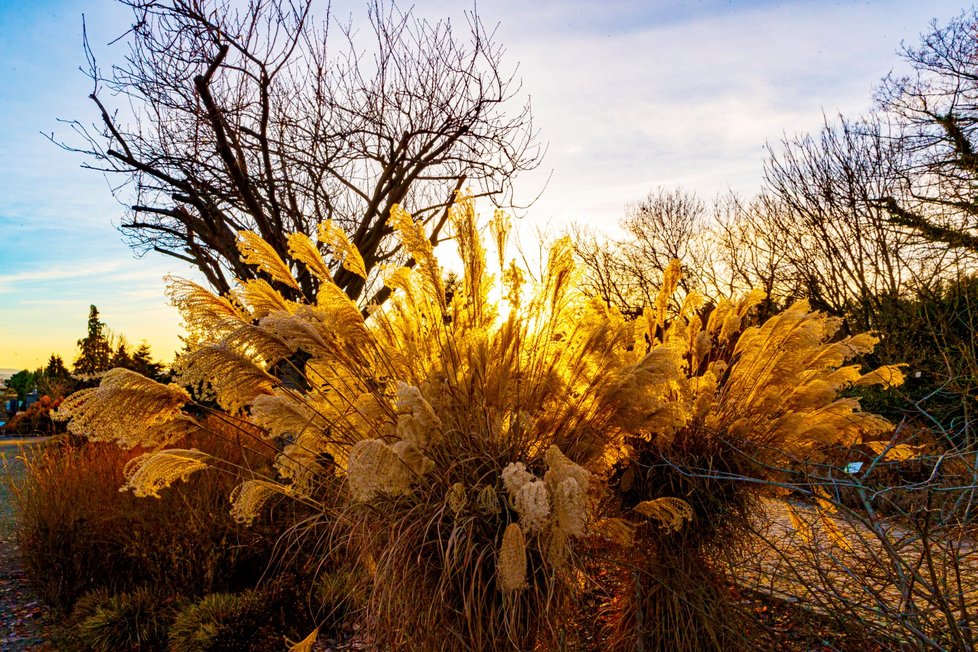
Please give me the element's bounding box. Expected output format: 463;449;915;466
730;498;978;647
0;440;53;650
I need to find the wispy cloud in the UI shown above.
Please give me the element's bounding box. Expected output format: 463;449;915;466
0;260;125;293
14;298;90;307
484;0;967;227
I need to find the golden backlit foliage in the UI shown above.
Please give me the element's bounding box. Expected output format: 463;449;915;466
56;194;903;650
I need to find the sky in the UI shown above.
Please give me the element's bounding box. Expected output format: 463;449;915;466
0;0;970;371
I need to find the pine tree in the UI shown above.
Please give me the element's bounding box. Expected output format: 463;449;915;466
132;342;165;381
44;355;70;379
111;337;135;371
36;354;75;399
73;305;113;376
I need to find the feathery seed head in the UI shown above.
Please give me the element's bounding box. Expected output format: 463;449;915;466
166;276;249;337
544;445;590;494
287;232;332;282
553;477;587;537
55;369;194;448
122;448;210;498
239;278;294;318
489;209;511;271
230;480;289;525
237;231;300;290
514;479;551;534
633;497;694;534
501;462;537;497
347;438;417;502
447;482;467;515
478;485;502;516
391;440;434;476
498;523;528;593
317;220;367;279
394;382;442;447
854;365;906;388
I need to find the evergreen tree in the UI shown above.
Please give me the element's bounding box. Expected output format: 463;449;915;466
44;354;70;380
37;354;75;399
131;342;165;381
73;305;113;376
111;337;135;370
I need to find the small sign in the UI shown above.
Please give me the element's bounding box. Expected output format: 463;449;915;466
845;461;863;474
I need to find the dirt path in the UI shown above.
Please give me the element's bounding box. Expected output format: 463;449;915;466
0;440;53;650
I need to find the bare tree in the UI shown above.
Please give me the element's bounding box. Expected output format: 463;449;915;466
761;114;954;331
573;187;710;317
60;0;539;301
877;9;978;252
622;187;707;289
574;186;809;321
706;194;802;320
571;225;640;316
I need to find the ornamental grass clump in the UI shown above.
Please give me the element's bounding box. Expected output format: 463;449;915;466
600;262;905;651
10;425;285;614
56;195;694;649
55;193;903;650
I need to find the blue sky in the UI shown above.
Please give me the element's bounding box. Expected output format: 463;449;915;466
0;0;970;370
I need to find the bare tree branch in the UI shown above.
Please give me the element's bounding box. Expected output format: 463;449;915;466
57;0;541;301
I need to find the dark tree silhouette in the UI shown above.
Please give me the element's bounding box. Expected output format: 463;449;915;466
74;305;113;376
877;9;978;252
61;0;540;303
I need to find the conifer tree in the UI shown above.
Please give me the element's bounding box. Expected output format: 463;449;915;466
73;305;113;376
36;354;75;399
44;355;70;380
111;337;135;371
131;342;165;381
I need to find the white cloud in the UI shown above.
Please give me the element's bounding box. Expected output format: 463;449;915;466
0;260;124;293
490;0;968;225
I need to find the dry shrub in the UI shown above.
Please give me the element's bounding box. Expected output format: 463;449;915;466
6;395;63;434
10;420;297;613
53;195;902;650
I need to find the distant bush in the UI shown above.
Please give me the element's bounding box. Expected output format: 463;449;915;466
6;395;64;434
